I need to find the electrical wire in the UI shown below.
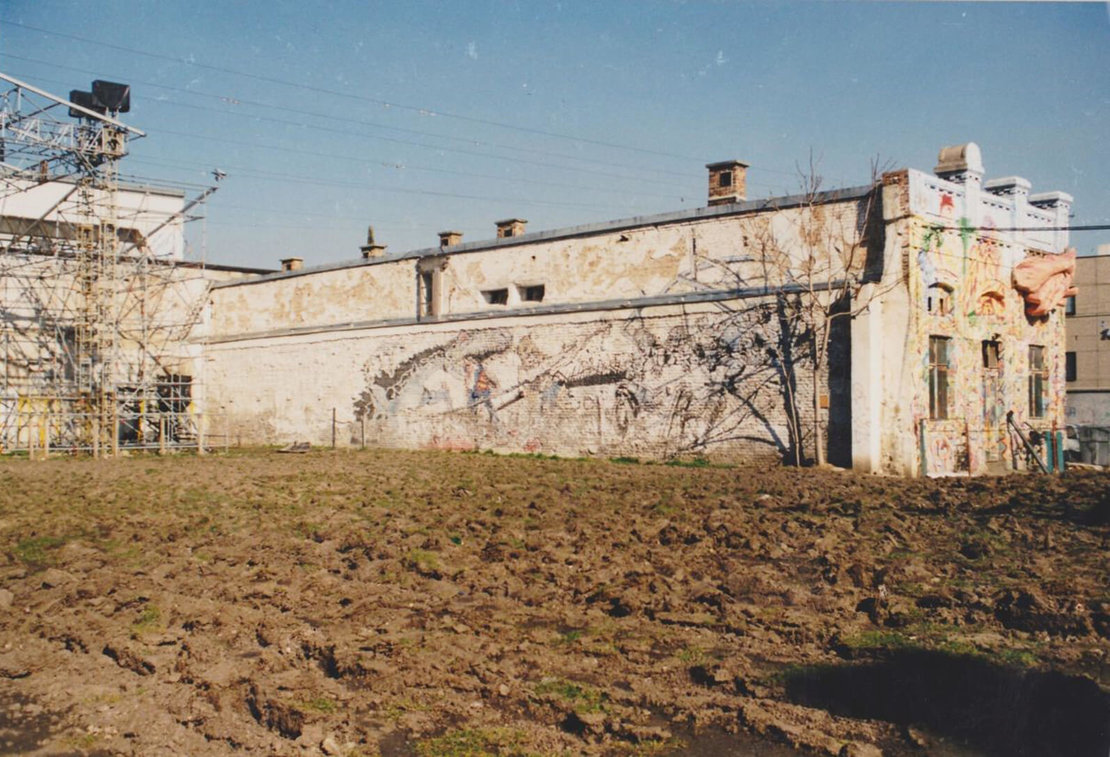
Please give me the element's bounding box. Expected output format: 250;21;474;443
5;68;721;195
121;134;702;201
126;156;647;212
1;19;710;164
1;52;707;182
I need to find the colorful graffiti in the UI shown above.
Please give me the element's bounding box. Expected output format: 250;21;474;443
911;214;1065;475
351;303;821;462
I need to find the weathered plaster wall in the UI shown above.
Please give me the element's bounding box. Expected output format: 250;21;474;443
205;198;870;341
206;263;416;338
204;302;827;463
198;155;1069;476
2;179;187;259
1066;393;1110;426
881;169;1068;476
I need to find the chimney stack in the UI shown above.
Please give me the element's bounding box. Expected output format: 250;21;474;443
934;143;984;185
495;218;527;239
359;225;387;258
439;230;463;248
281;257;303;272
706;160;749;206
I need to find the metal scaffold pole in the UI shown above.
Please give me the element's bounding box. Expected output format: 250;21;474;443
0;72;214;456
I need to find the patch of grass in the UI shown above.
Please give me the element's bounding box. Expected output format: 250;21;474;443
556;629;583;645
838;629;914;651
416;727;531;757
505;452;561;461
405;548;440;574
665;457;711;468
14;535;67;569
609;456;640;465
652;500;679;516
994;647;1038;668
382;696;429;722
676;645;712;665
292;520;324;541
935;637;979;657
298;696;337;714
534;677;606;714
60;733;98;750
131;604;163;637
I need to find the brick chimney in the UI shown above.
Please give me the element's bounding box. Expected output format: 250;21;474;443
280;257;303;272
495;218;527;238
359;225;387;258
706;160;749;206
439;230;463;248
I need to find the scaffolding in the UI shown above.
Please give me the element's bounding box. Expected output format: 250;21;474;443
0;73;210;456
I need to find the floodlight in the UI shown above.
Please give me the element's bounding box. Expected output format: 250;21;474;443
68;90;106;118
92;80;130;113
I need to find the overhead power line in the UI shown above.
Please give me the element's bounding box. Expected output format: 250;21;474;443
6;68;720;195
2;19;708;164
124;157;648;212
938;224;1110;232
125;146;697;202
2;53;705;182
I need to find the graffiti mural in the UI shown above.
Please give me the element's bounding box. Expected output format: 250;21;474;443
351;303;820;462
911;216;1066;475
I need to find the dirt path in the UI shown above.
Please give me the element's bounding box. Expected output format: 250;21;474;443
0;450;1107;756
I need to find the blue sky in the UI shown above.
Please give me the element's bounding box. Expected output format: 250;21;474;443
2;1;1107;269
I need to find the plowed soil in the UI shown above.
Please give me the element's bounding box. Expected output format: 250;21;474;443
0;450;1107;756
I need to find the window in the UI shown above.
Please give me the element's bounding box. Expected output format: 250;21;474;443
519;284;545;303
1065;351;1077;382
926;283;952;316
719;170;733;188
419;271;435;318
1065;295;1076;316
928;336;950;420
482;288;508;306
981;340;1000;370
1028;345;1047;417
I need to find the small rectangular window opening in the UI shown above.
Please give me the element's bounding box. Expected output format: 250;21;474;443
419;271;435;317
981;340;1000;370
1028;345;1047;418
520;284;545;303
927;284;951;315
719;170;732;188
482;288;509;305
1065;295;1076;316
1065;351;1076;383
928;336;950;420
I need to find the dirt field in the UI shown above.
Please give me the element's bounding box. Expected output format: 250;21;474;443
0;450;1107;757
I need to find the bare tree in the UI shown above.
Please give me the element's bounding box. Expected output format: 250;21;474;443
694;155;888;466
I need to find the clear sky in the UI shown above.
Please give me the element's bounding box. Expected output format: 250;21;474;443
1;1;1107;269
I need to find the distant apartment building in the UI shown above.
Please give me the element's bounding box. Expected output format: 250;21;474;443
1065;244;1110;425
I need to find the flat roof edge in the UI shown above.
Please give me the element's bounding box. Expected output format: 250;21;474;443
212;184;875;290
